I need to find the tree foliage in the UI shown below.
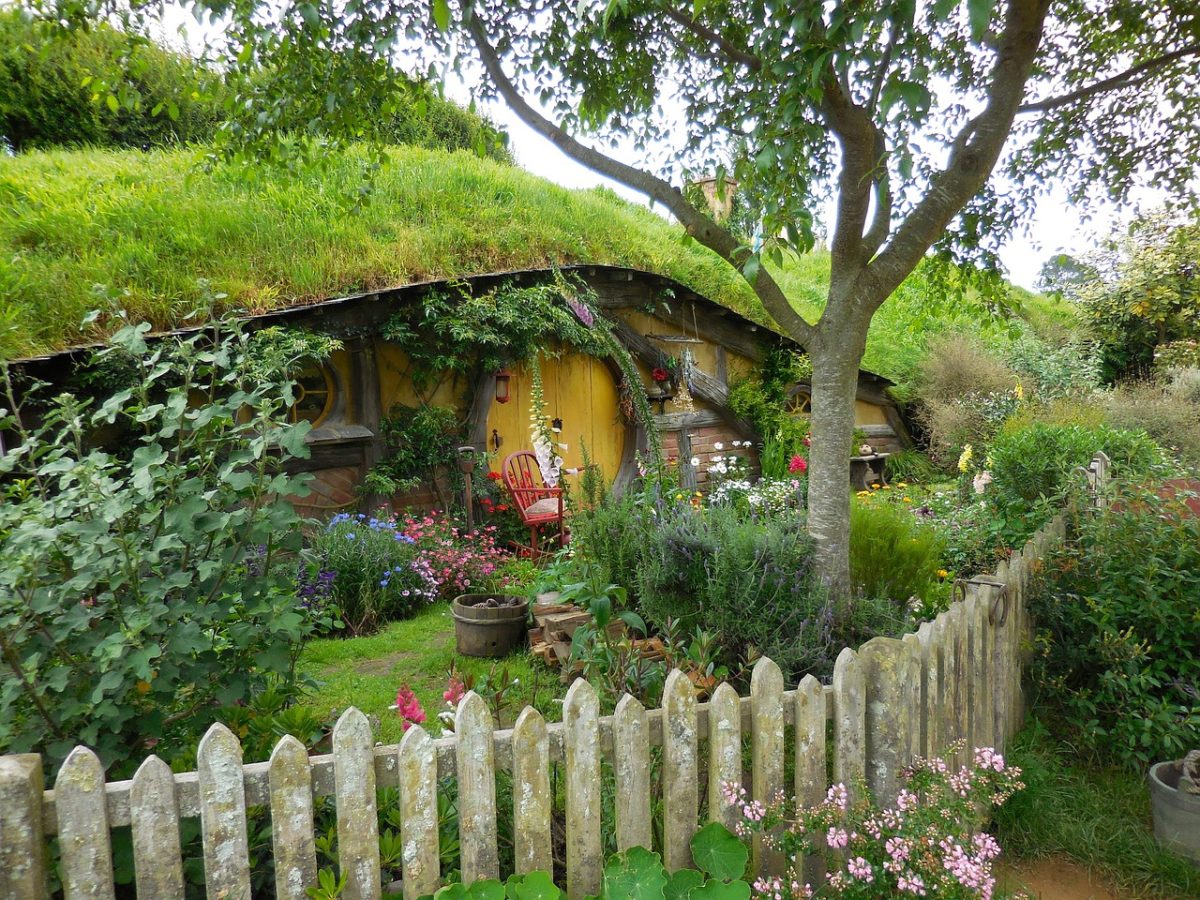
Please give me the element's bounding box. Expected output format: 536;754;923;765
0;5;510;160
1077;214;1200;378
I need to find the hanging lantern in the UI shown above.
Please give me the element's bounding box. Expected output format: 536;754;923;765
494;368;512;404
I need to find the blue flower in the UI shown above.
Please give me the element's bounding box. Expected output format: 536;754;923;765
345;533;357;541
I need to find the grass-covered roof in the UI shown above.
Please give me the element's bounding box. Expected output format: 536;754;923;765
0;145;771;361
0;144;1076;386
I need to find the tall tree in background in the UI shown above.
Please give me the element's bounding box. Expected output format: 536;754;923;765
34;0;1200;593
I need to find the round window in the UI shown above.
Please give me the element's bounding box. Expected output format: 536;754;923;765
786;385;812;416
290;364;334;425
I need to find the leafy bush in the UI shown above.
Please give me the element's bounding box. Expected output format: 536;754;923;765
849;499;947;609
420;822;749;899
304;514;436;635
987;422;1165;544
368;404;465;496
0;8;220;151
1028;489;1200;770
0;323;328;775
1005;329;1102;399
914;333;1019;405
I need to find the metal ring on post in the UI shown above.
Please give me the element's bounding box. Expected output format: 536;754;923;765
966;575;1009;627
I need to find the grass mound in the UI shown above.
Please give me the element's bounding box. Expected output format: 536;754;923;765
0;145;762;360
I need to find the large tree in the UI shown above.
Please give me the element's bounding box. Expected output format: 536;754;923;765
35;0;1200;592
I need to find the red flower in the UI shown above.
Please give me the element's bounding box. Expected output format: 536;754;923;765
496;504;509;512
651;367;670;383
789;454;808;474
802;435;812;447
486;471;503;481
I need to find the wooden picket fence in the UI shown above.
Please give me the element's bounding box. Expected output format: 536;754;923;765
0;454;1111;900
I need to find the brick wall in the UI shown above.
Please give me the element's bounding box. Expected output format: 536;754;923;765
663;423;760;490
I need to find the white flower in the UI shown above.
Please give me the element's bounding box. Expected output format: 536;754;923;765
711;455;724;462
973;470;993;494
714;442;725;450
553;456;564;467
690;456;700;466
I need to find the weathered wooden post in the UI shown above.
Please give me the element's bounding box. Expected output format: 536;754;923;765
0;754;47;900
750;657;785;876
832;647;866;802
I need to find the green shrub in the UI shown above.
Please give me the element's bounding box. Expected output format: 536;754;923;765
987;422;1165;544
1004;329;1102;399
914;332;1018;404
0;323;328;775
1028;490;1200;770
0;8;220;151
884;447;947;483
849;500;947;610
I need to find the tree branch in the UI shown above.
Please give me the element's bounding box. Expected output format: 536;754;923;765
465;12;815;346
660;5;762;71
866;0;1051;303
1018;43;1200;115
860;131;892;260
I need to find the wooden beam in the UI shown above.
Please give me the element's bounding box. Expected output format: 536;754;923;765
609;320;756;437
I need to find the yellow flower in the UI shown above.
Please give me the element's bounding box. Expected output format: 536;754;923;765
870;483;881;490
1014;381;1024;401
902;496;912;503
898;481;908;488
957;444;974;473
937;569;949;579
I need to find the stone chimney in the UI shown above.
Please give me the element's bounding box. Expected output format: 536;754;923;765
691;176;738;221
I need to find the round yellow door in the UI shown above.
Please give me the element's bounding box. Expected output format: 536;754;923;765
485;353;627;486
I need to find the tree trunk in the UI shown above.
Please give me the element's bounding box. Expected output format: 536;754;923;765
806;335;866;601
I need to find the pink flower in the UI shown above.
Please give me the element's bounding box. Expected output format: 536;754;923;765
394;685;426;731
826;826;849;849
788;454;808;474
443;674;466;706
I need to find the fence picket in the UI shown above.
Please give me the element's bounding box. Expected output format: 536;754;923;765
0;754;46;900
948;603;969;767
861;638;917;806
613;694;652;852
269;735;318;900
397;726;440;900
662;668;699;872
197;723;251;900
794;674;826;888
909;625;938;759
456;691;499;883
130;755;185;900
707;682;742;832
751;657;785;876
832;647;865;803
512;707;552;876
969;591;992;752
55;746;116;900
564;679;602;898
333;708;381;900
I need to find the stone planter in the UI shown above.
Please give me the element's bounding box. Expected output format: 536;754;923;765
451;593;529;658
1149;760;1200;866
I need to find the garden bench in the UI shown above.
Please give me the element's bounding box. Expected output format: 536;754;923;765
849;452;889;491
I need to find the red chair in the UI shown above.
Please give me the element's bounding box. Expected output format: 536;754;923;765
501;451;566;557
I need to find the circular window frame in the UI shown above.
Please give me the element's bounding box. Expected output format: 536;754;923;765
785;384;812;416
290;363;335;427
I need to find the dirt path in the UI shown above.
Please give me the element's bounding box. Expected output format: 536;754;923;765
999;856;1123;900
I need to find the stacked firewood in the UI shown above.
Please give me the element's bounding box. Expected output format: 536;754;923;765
527;593;667;677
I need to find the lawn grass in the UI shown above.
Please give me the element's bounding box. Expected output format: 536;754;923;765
296;602;562;745
994;717;1200;899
